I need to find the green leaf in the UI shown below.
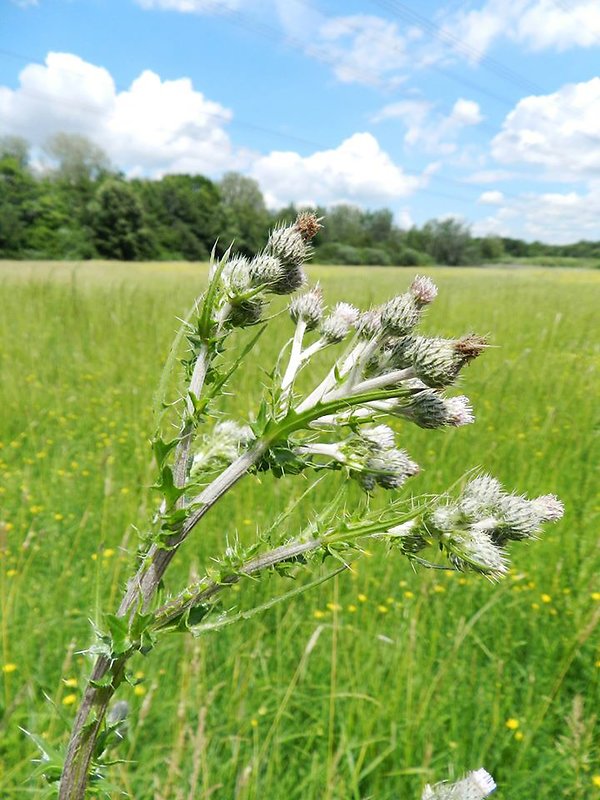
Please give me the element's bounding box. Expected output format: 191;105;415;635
89;673;113;689
105;614;131;656
152;465;186;508
152;436;179;470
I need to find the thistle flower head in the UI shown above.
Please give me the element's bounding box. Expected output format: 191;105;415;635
248;254;286;292
289;285;324;330
394;389;474;429
222;256;252;296
422;768;496;800
191;420;254;474
228;296;267;328
356;308;383;339
320;302;360;343
408;477;563;573
410;275;438;306
460;475;504;518
380;293;421;336
295;211;322;242
408;334;487;388
447;526;509;579
360;424;396;451
531;494;564;522
265;220;310;294
367;448;419;489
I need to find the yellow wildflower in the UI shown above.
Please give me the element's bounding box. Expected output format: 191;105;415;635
62;694;77;706
505;718;520;730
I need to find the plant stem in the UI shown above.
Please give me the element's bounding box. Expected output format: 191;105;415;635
58;657;125;800
173;342;209;491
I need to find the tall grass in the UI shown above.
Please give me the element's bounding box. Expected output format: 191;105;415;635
0;262;598;798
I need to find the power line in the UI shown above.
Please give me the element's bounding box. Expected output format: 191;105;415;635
369;0;545;95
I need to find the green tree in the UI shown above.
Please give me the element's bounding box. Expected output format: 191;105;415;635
89;179;152;260
218;172;270;256
134;174;225;260
0;138;38;256
422;218;475;266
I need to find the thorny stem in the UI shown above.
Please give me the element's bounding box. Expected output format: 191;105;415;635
324;367;415;402
172;342;210;491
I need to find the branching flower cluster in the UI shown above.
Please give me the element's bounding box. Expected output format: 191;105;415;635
52;213;564;800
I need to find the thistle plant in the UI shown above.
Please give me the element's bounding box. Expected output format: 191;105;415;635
50;213;563;799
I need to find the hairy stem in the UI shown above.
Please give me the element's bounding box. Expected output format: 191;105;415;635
173;342;210;491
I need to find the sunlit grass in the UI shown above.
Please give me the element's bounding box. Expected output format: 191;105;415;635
0;262;598;799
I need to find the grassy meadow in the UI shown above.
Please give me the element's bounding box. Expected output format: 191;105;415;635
0;260;599;799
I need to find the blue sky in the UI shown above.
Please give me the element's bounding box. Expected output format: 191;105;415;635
2;0;600;242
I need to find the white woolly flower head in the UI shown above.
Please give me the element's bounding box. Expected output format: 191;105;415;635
221;256;252;296
445;395;474;426
360;424;396;451
191;420;254;474
366;448;419;490
356;308;383;339
320;302;360;343
248;254;286;292
410;275;438;306
394;390;474;429
422;768;496;800
380;293;420;336
409;334;488;388
531;494;564;522
289;286;324;330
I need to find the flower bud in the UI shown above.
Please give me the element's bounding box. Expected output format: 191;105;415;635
422;768;496;800
360;424;396;451
295;211;322;242
191;421;254;474
222;256;252;296
320;302;360;343
410;275;438;306
228;296;266;328
290;286;324;330
408;334;487;387
367;448;419;489
395;390;474;429
380;293;420;336
356;308;382;339
460;475;503;518
447;527;509;579
265;222;309;294
531;494;564;522
248;254;285;290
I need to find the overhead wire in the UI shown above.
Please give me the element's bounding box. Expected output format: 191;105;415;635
0;4;533;210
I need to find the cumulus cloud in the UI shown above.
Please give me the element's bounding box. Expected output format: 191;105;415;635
492;77;600;179
445;0;600;56
251;132;421;208
479;190;504;204
0;52;422;213
373;97;483;154
472;186;600;243
0;52;243;176
309;15;413;88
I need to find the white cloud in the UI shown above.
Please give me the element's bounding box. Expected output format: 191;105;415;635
479;190;504;204
135;0;243;11
309;15;411;88
251;132;421;208
446;0;600;56
473;187;600;243
373;97;483;154
492;77;600;179
0;52;243;177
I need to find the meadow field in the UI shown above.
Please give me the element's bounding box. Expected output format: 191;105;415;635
0;260;598;799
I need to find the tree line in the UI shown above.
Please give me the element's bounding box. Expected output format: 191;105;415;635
2;133;599;265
